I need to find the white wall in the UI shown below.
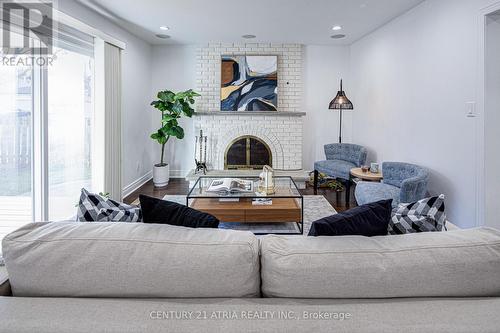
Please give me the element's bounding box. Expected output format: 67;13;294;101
349;0;495;228
485;12;500;229
150;45;197;177
57;0;154;196
302;45;351;170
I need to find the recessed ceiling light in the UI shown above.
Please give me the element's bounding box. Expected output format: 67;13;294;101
330;34;346;39
159;26;169;31
155;34;170;39
242;34;256;39
332;25;342;31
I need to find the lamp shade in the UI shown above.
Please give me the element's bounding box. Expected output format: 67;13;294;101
329;79;353;110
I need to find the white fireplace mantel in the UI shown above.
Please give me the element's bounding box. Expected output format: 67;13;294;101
193;111;306;117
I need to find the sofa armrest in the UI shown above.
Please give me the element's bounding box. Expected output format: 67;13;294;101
0;266;11;296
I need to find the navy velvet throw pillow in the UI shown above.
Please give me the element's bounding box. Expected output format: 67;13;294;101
139;195;219;228
308;199;392;237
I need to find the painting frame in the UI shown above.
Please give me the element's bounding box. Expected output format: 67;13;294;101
220;55;278;112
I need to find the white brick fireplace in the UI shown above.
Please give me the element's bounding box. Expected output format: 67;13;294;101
191;42;305;173
193;113;303;170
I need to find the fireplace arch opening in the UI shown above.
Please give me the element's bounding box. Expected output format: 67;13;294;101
224;135;272;170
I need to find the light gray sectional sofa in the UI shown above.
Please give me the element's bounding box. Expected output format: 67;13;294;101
1;222;500;333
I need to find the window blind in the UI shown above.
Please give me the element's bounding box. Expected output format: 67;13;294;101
0;4;94;57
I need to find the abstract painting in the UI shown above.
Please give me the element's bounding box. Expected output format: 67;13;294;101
220;55;277;111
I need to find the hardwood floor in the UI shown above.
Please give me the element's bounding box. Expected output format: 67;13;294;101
124;178;190;204
124;178;357;212
300;182;357;212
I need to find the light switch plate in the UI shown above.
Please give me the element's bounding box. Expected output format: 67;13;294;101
466;101;476;117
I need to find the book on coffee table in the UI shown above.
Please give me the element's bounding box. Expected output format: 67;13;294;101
218;198;240;202
206;178;254;193
252;198;273;205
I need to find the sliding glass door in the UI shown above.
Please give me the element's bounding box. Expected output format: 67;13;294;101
48;46;95;220
0;23;98;241
0;56;33;240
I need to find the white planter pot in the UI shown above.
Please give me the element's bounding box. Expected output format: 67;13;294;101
153;164;169;187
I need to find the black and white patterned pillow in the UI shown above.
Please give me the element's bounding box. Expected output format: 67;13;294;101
76;188;142;222
389;194;446;234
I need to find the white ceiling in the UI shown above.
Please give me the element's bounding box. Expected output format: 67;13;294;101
78;0;425;45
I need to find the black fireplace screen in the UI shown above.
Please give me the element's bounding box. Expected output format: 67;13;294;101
224;136;272;170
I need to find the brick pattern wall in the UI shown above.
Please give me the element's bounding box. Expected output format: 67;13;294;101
194;42;303;170
195;43;302;112
194;115;303;170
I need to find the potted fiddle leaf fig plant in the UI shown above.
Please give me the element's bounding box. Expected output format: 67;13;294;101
150;89;200;187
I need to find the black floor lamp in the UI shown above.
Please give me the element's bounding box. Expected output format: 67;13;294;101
329;79;353;143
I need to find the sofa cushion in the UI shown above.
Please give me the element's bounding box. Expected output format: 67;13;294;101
3;222;259;298
389;194;446;234
1;297;500;333
314;159;356;180
261;227;500;298
139;195;219;228
355;181;401;207
308;200;391;237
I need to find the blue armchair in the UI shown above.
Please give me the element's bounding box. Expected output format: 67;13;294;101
313;143;367;203
355;162;429;207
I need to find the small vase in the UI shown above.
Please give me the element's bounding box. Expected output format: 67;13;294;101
153;164;169;187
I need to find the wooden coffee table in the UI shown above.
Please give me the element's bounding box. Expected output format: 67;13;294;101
350;167;383;182
186;176;303;235
190;198;301;223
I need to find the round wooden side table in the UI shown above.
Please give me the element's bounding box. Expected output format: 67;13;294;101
350;168;383;182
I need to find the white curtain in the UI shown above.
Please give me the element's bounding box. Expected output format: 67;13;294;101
103;43;122;201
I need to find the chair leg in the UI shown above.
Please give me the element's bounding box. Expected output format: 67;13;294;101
345;179;351;206
313;170;318;195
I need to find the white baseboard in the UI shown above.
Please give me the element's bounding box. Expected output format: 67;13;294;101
122;170;188;199
169;169;190;178
122;171;152;198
